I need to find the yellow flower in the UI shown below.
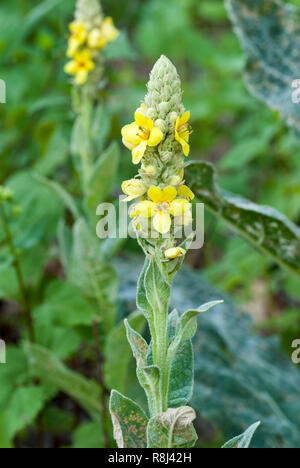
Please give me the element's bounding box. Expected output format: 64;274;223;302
164;247;186;259
101;17;119;42
87;17;119;50
175;111;193;157
134;186;191;234
122;112;163;165
88;29;108;49
122;179;147;202
64;49;95;85
67;21;87;57
177;185;195;201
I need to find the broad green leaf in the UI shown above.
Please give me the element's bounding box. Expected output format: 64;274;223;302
186;161;300;278
57;219;72;272
147;406;197;448
180;301;224;342
70;116;89;160
124;318;148;367
144;259;171;317
136;258;153;323
222;421;261;448
0;347;29;409
26;343;102;420
72;421;103;449
104;312;146;394
136;365;161;417
0;414;12;448
91;103;111;153
4;386;46;439
69;218;118;330
109;390;148;448
84;142;120;226
125;318;160;416
33;173;81;220
117;258;300;448
34;280;95;328
168;341;194;408
225;0;300;142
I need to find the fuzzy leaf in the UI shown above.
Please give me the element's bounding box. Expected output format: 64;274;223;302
125;319;160;415
222;421;261;448
104;312;146;394
144;259;171;316
124;318;148;367
84;142;120;226
147;406;197;448
26;343;102;420
180;300;224;342
186;161;300;278
168;341;194;408
109;390;148;448
69;218;118;330
225;0;300;142
117;258;300;448
136;258;153;322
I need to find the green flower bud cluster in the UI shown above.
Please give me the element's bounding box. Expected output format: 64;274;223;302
139;56;187;187
75;0;103;27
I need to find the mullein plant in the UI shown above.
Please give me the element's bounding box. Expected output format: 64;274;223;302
62;0;120;448
109;56;223;448
64;0;119;192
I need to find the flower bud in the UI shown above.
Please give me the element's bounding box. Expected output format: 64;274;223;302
164;247;186;259
122;179;147;202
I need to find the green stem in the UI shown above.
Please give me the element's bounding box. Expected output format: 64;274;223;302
79;87;94;194
0;203;35;342
154;308;169;413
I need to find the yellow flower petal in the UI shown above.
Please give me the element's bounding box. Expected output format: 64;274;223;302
135;201;155;218
164;247;186;259
88;29;107;49
101;17;119;42
177;185;195;201
175;134;190;156
132;141;148;164
148;186;163;203
170;199;191;217
121;123;141;146
75;70;88;85
135;112;153;131
64;60;77;75
161;186;177;203
148;127;163;147
153;211;171;234
178;111;190;127
122;137;135;151
122;179;147;201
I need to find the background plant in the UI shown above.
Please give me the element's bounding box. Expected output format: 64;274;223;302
0;0;300;448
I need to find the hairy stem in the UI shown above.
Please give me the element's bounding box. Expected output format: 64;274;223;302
154;309;169;413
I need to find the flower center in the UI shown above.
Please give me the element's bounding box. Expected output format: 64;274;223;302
155;202;170;213
178;123;193;137
137;126;150;140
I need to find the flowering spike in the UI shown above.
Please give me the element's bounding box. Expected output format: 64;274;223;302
65;0;119;86
75;0;103;25
145;55;185;123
